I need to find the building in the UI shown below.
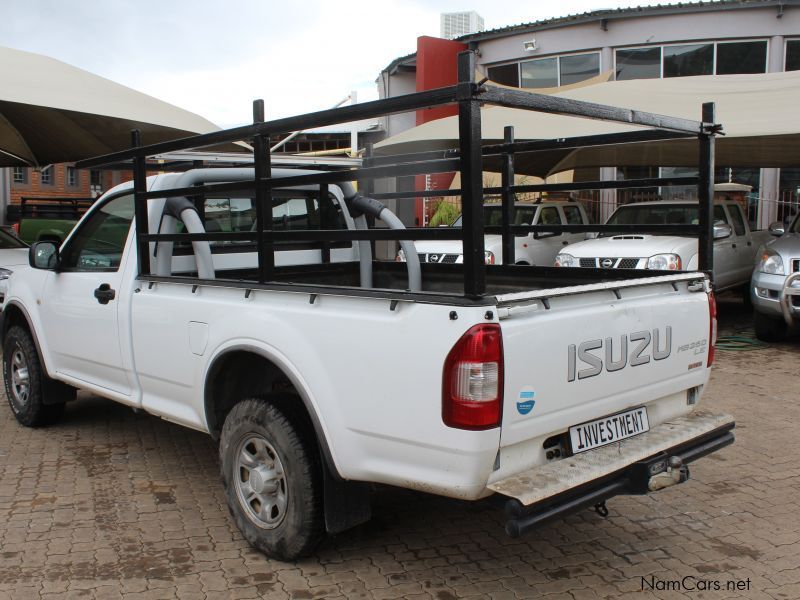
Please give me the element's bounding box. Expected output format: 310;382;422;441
378;0;800;228
440;11;484;39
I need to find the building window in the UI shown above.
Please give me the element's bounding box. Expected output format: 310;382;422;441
716;40;767;75
519;52;600;89
40;167;53;185
521;57;558;88
618;40;768;81
487;63;519;87
786;40;800;71
663;43;714;77
12;167;28;184
560;53;600;85
67;167;79;187
616;47;661;80
90;170;102;187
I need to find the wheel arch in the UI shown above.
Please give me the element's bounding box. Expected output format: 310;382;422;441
2;301;49;374
203;344;341;479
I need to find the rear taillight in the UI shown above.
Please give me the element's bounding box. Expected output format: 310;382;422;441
12;222;19;234
707;291;717;367
443;324;504;430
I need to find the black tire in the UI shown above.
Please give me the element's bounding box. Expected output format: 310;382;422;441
753;311;786;342
219;397;324;561
3;325;67;426
741;284;753;308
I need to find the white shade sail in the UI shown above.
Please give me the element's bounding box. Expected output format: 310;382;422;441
0;46;237;167
375;71;800;176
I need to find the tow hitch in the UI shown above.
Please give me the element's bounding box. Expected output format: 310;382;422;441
496;414;735;539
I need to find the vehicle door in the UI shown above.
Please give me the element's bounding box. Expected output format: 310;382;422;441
560;204;587;246
533;205;568;264
38;192;135;395
726;203;756;282
712;204;738;289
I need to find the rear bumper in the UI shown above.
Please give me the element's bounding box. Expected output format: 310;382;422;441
489;410;734;537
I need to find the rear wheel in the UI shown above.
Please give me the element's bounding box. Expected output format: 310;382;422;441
219;397;324;560
3;326;67;426
753;311;786;342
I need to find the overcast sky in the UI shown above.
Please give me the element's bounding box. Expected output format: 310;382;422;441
2;0;691;128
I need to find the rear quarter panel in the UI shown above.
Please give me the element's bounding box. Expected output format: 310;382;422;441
131;285;501;499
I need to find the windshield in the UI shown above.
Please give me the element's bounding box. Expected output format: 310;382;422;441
0;228;27;249
791;213;800;234
605;204;726;227
451;206;537;228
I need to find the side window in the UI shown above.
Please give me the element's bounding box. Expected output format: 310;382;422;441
60;194;134;272
562;206;584;225
175;191;348;255
727;204;747;236
538;206;560;226
713;205;728;225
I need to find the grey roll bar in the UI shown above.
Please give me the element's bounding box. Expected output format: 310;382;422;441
152;168;421;290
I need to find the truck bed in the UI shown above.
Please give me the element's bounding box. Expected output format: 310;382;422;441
147;260;695;305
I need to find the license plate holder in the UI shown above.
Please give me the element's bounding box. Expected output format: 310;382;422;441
569;406;650;454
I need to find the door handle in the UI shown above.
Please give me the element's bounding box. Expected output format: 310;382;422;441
94;283;116;305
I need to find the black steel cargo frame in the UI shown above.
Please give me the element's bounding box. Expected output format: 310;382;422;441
76;51;720;299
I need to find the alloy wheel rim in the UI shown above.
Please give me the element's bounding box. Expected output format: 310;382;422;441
234;434;288;529
9;347;30;410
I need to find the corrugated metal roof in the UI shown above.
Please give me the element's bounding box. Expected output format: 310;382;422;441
457;0;791;42
378;0;792;74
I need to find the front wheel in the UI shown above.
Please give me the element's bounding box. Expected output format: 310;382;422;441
753;311;786;342
219;397;324;561
3;326;66;426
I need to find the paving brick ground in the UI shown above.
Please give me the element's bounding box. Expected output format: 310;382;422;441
0;295;798;599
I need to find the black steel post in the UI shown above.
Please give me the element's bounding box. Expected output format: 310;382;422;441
253;100;274;283
362;143;376;258
501;126;516;265
698;102;716;278
319;184;331;263
131;129;150;277
457;51;486;297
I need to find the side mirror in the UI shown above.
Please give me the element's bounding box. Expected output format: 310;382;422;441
768;221;785;237
713;223;733;240
29;241;60;270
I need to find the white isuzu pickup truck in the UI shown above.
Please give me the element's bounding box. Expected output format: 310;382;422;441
1;63;735;560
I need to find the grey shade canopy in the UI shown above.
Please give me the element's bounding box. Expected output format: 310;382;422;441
375;71;800;176
0;46;231;167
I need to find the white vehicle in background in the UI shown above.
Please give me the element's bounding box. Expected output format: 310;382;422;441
401;201;591;265
0;228;30;310
555;201;771;292
751;214;800;340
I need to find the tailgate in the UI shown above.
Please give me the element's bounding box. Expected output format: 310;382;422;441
497;274;711;448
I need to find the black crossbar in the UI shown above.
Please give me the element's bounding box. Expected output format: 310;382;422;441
367;129;692;168
480;85;705;134
135;158;462;201
75;86;461;169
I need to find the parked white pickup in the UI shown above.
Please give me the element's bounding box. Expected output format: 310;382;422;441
555;201;771;292
402;201;591;265
3;170;733;561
